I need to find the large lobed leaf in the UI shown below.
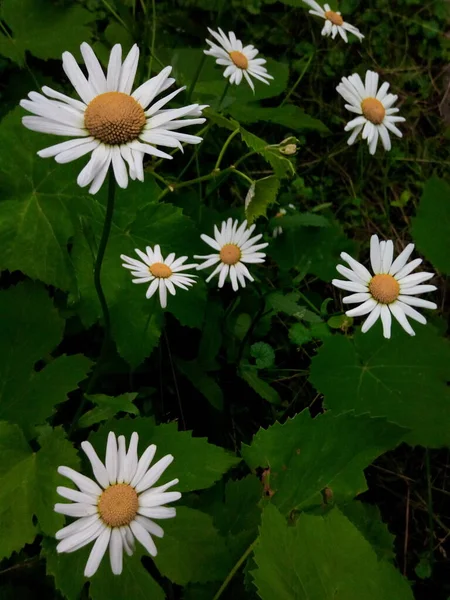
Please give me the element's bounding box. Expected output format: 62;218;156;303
252;504;414;600
242;409;407;513
309;326;450;447
0;282;92;433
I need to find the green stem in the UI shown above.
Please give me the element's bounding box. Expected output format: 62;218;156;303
215;128;240;170
425;449;435;566
100;0;130;31
297;290;321;315
212;541;256;600
148;0;157;78
233;168;254;186
217;81;230;110
187;54;206;102
68;171;116;434
279;52;313;108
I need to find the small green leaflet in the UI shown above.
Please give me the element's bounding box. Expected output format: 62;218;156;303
250;342;276;369
245;176;280;224
230;103;329;133
78;393;139;429
252;504;414;600
239;361;281;405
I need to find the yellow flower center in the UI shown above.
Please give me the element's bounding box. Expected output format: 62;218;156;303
84;91;146;145
361;97;386;125
369;274;400;304
220;244;241;265
98;483;139;527
324;10;344;26
229;51;249;70
149;262;172;278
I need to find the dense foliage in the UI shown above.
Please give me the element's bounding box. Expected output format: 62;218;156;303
0;0;449;598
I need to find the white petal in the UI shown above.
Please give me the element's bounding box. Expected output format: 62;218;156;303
137;506;176;519
80;42;107;95
58;466;102;496
54;503;98;517
55;514;100;540
399;285;436;295
116;435;127;484
339;254;372;282
380;304;392;338
389;244;415;275
109;528;123;575
81;441;110;489
135;515;164;538
37;137;94;159
129;520;157;556
135;455;174;494
105;432;118;484
112;146;128;189
397;296;437;310
106;44;122;91
22;116;87;137
138;491;181;508
395;300;426;324
361;303;382;333
381;240;394;273
399;272;434;287
130;444;157;488
118;44;139;95
62;51;96;104
55;140;99;164
56;519;103;554
84;528;111;578
394;258;422;280
146;279;160;299
56;486;97;505
342;292;372;304
345;298;377;317
332;279;368;293
389;303;415;336
124;432;139;484
159;280;168;308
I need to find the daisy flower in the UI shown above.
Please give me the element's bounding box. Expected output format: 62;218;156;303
303;0;364;42
204;27;273;92
336;70;405;155
121;245;197;309
332;235;437;339
54;432;181;577
20;42;207;194
195;218;268;291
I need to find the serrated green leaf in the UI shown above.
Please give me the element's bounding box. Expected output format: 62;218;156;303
250;342;275;369
0;0;93;64
0;282;92;432
252;504;414;600
245;176;280;224
239;362;281;404
411;177;450;274
341;501;395;562
240;127;295;179
42;537;90;600
78;393;139;429
266;291;303;316
309;326;450;447
0;109;81;290
155;507;231;585
0;423;80;558
89;418;239;492
230;104;329;132
242;410;407;513
288;323;312;346
176;359;223;410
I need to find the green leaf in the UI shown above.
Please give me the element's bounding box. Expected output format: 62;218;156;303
242;410;407;514
273;212;330;229
0;282;92;432
309;326;450;447
240;127;295;179
89;418;240;492
341;501;395;562
0;423;80;558
252;504;414;600
90;552;165;600
245;176;280;224
0;0;93;64
154;507;231;585
176;359;224;410
270;221;354;280
288;323;312;346
239;362;281;405
230;104;329;133
78;393;139;429
42;537;89;600
266;291;305;316
411;177;450;274
250;342;275;369
0;109;83;290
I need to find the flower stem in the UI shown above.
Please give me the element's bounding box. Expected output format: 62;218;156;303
187;54;206;102
215;128;240;170
94;170;116;341
212;541;256;600
68;172;116;435
148;0;157;78
217;80;230;110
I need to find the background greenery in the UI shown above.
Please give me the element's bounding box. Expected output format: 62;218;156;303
0;0;449;598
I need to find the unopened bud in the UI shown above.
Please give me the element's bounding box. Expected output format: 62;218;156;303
280;143;297;155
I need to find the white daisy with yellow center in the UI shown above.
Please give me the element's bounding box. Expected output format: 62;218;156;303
121;245;197;309
336;70;406;154
332;235;437;339
195;218;268;291
54;432;181;577
303;0;364;42
20;42;207;194
204;28;273;92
